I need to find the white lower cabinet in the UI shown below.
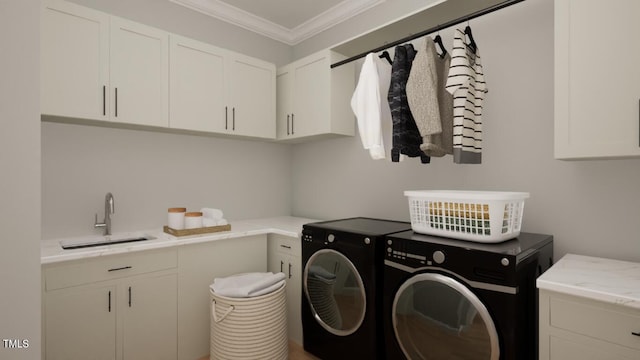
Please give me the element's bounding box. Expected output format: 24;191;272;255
45;282;117;360
267;234;302;344
122;274;177;360
43;235;270;360
43;249;178;360
539;290;640;360
177;235;268;360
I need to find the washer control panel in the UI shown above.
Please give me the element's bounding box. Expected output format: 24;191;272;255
386;238;431;265
302;231;313;243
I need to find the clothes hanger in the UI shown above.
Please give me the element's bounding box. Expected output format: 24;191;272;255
379;50;393;65
464;21;477;54
433;28;447;59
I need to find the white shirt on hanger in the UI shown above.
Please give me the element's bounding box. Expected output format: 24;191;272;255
351;53;392;160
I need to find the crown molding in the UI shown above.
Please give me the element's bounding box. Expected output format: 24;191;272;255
170;0;386;45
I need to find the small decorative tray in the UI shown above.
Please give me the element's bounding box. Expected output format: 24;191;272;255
163;224;231;237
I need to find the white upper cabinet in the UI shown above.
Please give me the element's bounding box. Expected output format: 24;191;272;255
110;17;169;127
555;0;640;159
170;35;275;139
41;0;109;121
229;54;276;139
41;0;169;127
277;50;355;142
42;0;275;139
169;35;228;134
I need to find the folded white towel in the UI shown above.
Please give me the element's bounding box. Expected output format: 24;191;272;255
202;218;217;227
216;218;228;226
211;272;286;298
201;208;223;220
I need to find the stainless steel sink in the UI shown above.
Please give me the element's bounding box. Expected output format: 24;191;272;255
60;234;156;250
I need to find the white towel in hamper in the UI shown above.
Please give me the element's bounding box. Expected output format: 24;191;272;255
210;272;286;298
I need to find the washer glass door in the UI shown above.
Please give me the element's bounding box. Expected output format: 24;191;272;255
303;249;366;336
393;273;499;360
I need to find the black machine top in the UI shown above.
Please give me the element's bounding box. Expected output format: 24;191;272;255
388;230;553;260
303;217;411;237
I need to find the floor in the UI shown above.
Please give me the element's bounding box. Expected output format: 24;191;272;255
198;340;320;360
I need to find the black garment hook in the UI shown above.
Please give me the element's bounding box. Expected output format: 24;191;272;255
433;34;447;58
379;50;393;65
464;25;477;54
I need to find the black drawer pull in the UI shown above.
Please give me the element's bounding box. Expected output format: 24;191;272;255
280;245;292;249
632;331;640;337
108;265;132;272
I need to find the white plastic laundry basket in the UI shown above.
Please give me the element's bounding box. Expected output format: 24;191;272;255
405;190;529;243
210;282;287;360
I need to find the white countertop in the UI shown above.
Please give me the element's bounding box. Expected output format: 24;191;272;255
537;254;640;310
41;216;320;264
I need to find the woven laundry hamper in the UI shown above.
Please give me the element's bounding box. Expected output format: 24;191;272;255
210;282;287;360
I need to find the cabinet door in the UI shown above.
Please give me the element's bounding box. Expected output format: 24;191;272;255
41;0;109;120
169;35;228;133
267;235;302;344
229;54;276;139
276;66;293;139
555;0;640;159
549;336;638;360
177;235;267;360
122;273;177;360
284;253;302;344
45;283;117;360
110;17;168;127
292;55;330;138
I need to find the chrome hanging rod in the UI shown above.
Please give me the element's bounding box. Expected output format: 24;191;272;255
330;0;525;68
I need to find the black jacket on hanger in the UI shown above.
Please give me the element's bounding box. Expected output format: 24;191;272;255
388;44;430;163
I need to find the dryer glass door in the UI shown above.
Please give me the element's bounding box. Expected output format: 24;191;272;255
392;273;499;360
303;249;366;336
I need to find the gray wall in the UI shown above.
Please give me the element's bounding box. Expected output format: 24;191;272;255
291;0;640;263
42;123;292;238
0;1;41;358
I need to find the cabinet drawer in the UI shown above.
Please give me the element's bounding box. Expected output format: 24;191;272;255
45;249;177;290
550;296;640;350
270;234;300;257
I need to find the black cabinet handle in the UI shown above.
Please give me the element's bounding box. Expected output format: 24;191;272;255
288;263;292;279
103;86;106;116
632;331;640;337
232;107;235;131
225;106;228;129
114;88;118;117
291;113;294;134
108;291;111;312
128;286;132;307
280;244;291;249
287;114;290;135
280;260;284;273
108;266;132;272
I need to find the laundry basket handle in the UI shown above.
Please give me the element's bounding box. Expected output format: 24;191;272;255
211;299;235;323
